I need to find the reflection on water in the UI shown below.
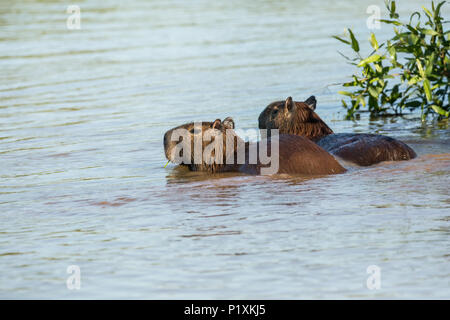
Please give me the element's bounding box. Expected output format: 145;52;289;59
1;0;449;299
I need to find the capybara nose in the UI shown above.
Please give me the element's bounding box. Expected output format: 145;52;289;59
163;130;171;159
164;130;172;148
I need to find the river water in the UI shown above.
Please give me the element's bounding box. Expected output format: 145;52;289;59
1;0;449;299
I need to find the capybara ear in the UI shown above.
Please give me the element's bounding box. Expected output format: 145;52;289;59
222;117;235;130
305;95;317;110
284;96;295;111
211;119;222;129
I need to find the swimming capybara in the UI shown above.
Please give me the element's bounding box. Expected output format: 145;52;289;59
163;117;346;175
258;97;417;166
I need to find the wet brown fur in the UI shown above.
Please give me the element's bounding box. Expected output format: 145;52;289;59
258;100;333;141
163;121;238;173
164;118;346;175
258;97;417;166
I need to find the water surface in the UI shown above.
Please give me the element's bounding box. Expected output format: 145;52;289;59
0;0;449;299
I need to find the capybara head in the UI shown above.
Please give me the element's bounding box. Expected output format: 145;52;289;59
163;117;238;172
258;96;333;140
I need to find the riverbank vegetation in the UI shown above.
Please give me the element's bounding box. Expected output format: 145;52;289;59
334;1;449;120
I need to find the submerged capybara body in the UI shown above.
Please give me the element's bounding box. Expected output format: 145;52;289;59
163;117;346;175
258;96;417;166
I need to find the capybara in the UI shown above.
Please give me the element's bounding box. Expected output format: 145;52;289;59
258;97;417;166
163;117;346;175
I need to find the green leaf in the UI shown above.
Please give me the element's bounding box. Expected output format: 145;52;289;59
387;43;397;60
342;81;356;87
379;19;403;26
416;59;425;78
348;29;360;52
420;28;439;36
389;1;399;19
408;76;420;85
357;54;382;67
369;33;379;50
368;86;381;98
431;105;450;117
338;91;354;97
423;79;432;101
332;35;351;45
409;11;422;25
422;6;433;19
405;24;419;34
425;53;436;76
435;1;446;16
358;95;366;107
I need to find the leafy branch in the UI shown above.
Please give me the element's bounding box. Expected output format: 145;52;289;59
334;0;449;120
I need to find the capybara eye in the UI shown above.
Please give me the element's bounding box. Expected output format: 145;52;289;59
272;109;279;115
190;128;201;135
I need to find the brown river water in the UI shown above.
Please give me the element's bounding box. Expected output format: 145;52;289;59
0;0;449;298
